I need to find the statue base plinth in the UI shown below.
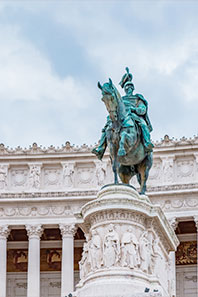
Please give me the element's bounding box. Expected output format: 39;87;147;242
75;185;178;297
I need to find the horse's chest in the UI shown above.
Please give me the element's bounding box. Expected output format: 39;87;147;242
107;128;120;144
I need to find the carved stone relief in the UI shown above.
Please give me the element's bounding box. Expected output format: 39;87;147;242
79;224;165;283
75;163;95;187
10;166;28;188
148;159;162;183
0;164;8;189
43;165;61;188
89;229;102;270
176;157;195;181
121;226;139;269
103;224;120;268
95;161;107;187
62;162;75;188
28;164;41;190
161;157;174;184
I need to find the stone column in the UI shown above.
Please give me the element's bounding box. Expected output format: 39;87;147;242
26;224;43;297
0;225;10;297
168;217;178;297
59;223;76;297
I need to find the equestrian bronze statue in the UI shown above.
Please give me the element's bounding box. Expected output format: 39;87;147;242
92;68;153;194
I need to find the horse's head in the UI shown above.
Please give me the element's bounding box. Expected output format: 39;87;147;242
98;78;121;122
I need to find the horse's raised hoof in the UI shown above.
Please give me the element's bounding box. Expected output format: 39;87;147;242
118;148;126;156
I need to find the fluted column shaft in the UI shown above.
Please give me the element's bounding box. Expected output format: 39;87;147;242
59;223;76;297
0;225;10;297
26;224;43;297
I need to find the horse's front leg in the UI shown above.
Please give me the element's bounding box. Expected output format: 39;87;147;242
118;129;136;156
112;155;118;184
118;131;127;156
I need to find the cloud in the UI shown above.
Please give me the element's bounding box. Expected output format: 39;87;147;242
0;21;100;146
0;1;198;147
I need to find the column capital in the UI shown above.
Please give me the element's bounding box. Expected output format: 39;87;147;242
168;217;178;231
26;224;43;239
0;225;10;239
194;216;198;230
59;223;76;238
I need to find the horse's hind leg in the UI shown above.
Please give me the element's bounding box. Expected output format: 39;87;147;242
118;164;135;184
137;153;153;194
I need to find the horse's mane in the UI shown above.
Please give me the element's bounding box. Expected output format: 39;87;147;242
112;85;127;121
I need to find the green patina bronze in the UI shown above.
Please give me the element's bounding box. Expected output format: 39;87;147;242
92;68;153;194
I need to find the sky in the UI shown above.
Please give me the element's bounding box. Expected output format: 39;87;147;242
0;0;198;148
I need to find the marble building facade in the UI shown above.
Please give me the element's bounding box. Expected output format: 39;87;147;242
0;135;197;297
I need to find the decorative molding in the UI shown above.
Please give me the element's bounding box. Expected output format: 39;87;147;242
0;205;73;218
0;136;197;156
26;224;43;239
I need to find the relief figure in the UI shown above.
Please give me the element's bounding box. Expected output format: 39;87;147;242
121;226;140;269
103;224;120;268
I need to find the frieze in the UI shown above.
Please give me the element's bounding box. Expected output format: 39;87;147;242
0;205;73;218
0;154;197;192
89;210;146;227
151;196;198;212
78;223;170;287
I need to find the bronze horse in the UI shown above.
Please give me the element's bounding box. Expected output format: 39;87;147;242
98;79;152;194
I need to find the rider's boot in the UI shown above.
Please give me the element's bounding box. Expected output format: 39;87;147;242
92;131;107;160
118;140;127;156
118;147;126;156
141;125;154;152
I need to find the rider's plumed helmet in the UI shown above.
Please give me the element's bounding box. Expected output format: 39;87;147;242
124;81;135;92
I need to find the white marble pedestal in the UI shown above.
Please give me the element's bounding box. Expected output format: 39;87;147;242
76;185;179;297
